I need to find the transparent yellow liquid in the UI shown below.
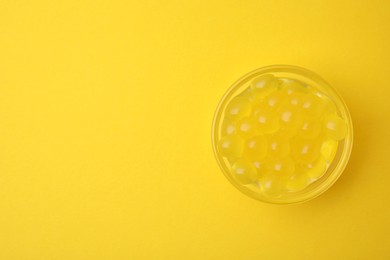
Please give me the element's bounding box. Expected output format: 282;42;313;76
217;74;347;198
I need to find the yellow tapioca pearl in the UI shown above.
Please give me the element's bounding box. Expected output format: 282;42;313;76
237;117;258;138
252;160;268;178
221;119;237;136
323;114;347;140
299;119;322;139
243;75;279;104
279;106;304;134
267;157;295;178
292;137;321;164
267;135;290;157
286;174;310;192
244;135;268;160
320;95;337;115
217;135;244;158
265;91;287;110
301;94;326;118
231;159;258;185
260;174;285;198
250;74;279;93
305;156;328;179
321;138;338;160
280;78;309;95
225;96;252;120
287;92;305;107
239;87;264;105
253;105;280;134
249;87;278;105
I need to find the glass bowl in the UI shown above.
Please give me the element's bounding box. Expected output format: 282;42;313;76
211;65;353;204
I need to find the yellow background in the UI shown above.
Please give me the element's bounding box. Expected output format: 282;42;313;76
0;0;389;259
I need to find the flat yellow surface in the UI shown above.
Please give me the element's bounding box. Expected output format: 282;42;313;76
0;0;389;259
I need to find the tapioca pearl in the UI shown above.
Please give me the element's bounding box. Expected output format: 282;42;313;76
247;75;279;105
237;86;251;99
305;156;328;179
267;135;290;157
260;174;285;198
254;107;280;134
299;119;321;139
286;173;310;192
323;114;347;140
301;94;326;118
249;87;278;105
231;159;258;185
267;157;295;178
252;101;273;116
279;106;304;133
291;137;321;164
237;117;258;138
250;74;279;92
240;86;264;105
321;138;338;160
252;102;269;116
217;135;244;158
221;119;237;136
250;74;273;89
225;96;252;120
252;160;268;178
280;78;309;95
244;135;268;160
265;91;287;110
287;92;305;107
325;101;337;115
319;95;337;115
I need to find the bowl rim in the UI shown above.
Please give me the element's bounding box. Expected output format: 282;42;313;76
211;64;353;204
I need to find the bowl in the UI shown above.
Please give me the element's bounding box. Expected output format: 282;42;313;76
212;65;353;204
